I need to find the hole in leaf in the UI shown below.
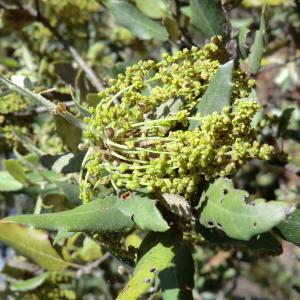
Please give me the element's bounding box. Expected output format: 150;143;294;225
243;194;255;206
144;278;152;283
223;188;228;195
217;222;223;229
208;221;214;228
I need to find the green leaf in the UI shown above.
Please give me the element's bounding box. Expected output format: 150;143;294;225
189;60;233;129
277;107;294;138
190;0;225;38
277;208;300;247
117;229;182;300
0;171;23;192
4;195;169;233
151;98;184;120
54;115;82;152
199;178;294;241
11;272;49;292
159;244;194;300
180;6;191;18
55;181;81;207
238;27;250;58
86;93;101;107
108;0;169;41
118;196;169;231
3;159;28;185
39;152;87;174
11;75;33;90
53;231;75;245
134;0;169;19
80;237;103;261
0;222;67;270
164;17;180;41
109;59;137;79
248;7;266;74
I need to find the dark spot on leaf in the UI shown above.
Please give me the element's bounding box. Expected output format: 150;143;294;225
253;222;257;227
144;278;152;283
223;188;228;195
150;268;156;273
208;221;214;228
131;214;135;223
243;194;255;205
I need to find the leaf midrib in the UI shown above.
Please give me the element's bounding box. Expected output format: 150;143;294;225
192;0;215;36
0;235;66;268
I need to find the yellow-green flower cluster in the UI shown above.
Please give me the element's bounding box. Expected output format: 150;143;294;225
0;92;29;114
85;41;223;142
82;39;273;200
46;0;100;24
0;93;29;148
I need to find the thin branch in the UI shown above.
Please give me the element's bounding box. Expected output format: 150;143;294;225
174;0;195;48
34;0;40;15
0;0;103;90
0;1;7;9
76;252;111;276
0;76;87;130
33;0;103;91
7;101;75;117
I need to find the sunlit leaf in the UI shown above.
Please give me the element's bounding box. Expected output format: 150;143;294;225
4;195;169;233
134;0;170;19
0;171;23;192
199;178;294;241
3;159;28;185
117;229;182;300
0;222;67;270
108;0;169;41
11;272;49;292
